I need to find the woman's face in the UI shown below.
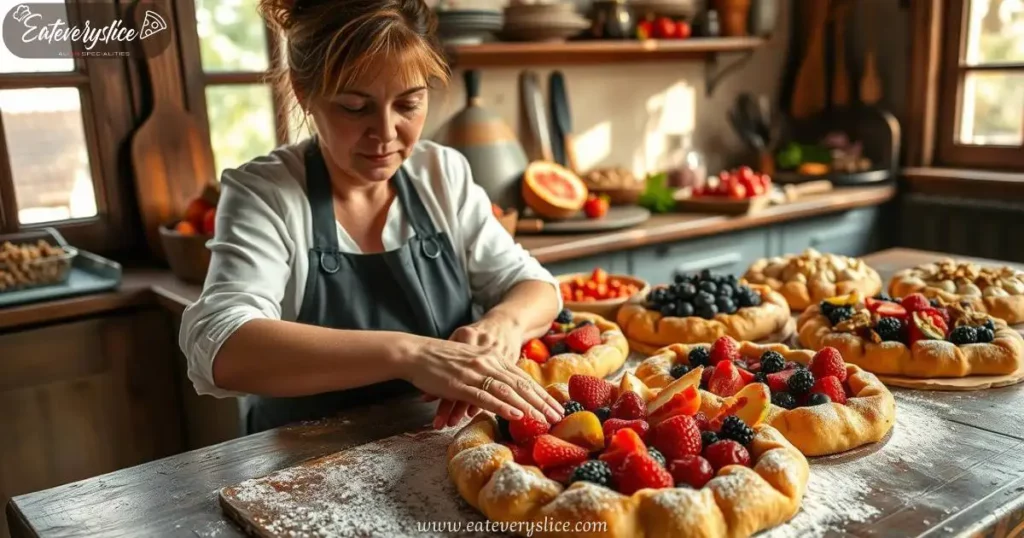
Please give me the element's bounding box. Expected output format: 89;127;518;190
308;65;429;185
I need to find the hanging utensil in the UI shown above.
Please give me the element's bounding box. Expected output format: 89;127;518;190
790;0;831;119
859;1;883;105
549;71;577;172
831;0;853;107
519;70;554;162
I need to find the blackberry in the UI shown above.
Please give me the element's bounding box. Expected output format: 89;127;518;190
788;369;815;395
670;363;691;379
676;301;696;317
772;392;797;410
697;304;719;320
716;296;738;315
701;431;719;448
694;291;716;307
875;317;903;342
563;400;585;415
719;415;755;445
698;280;718;295
753;372;768;384
570;460;612;487
976;327;996;343
826;306;854;326
647;447;667;468
555;309;574;324
760;351;785;374
550;341;570;355
717;284;735;298
688;346;711;367
949;326;978;345
594;407;611;423
807;393;832;406
496;416;512;441
983;319;996;332
819;301;836;317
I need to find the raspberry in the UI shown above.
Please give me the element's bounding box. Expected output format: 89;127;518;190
614;452;673;494
709;336;740;365
610;391;647;420
568;375;613;411
766;370;797;393
602;418;650;442
566;324;601;353
509;415;551;444
703;440;751;471
760;351;785;374
809;347;847;383
718;415;755;445
668;455;715;489
570;460;612;487
651;415;702;460
693;412;710;431
810;376;846;405
502;442;535;465
688;346;711;367
901;293;931;313
563;400;585;416
532;434;589;470
787;369;815;395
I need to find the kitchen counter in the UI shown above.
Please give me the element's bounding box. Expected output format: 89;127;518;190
8;248;1024;538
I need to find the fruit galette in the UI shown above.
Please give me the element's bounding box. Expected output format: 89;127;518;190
616;270;792;354
518;309;629;385
635;336;896;456
797;292;1024;378
889;259;1024;325
743;249;883;311
448;372;808;537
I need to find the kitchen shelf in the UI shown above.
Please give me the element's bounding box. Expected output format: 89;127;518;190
446;37;766;68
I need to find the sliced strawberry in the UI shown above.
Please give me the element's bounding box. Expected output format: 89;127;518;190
875;302;908;319
545;463;579;485
568;374;614;411
614;452;673;494
566;325;601;353
651;414;701;460
610;391;647;420
811;376;847;405
707;360;744;397
602;418;650;442
520;339;550;364
532;434;589;470
502;442;535;465
766;370;797;393
541;332;566;348
901;293;931;313
509;416;550;444
736;366;755;385
598;427;647;470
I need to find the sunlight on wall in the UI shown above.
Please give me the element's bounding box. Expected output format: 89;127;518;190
573;121;612;172
638;81;696;175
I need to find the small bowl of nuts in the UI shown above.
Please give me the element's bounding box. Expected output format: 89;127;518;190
0;229;77;293
582;167;645;205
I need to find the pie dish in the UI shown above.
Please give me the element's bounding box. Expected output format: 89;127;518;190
889;259;1024;325
518;309;629;386
448;370;808;538
617;271;792;354
743;249;883;311
797;292;1024;378
635;337;896;456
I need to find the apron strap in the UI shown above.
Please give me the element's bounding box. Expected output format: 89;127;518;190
304;139;343;273
393;167;443;260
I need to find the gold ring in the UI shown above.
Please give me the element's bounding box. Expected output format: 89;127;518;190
481;376;495;392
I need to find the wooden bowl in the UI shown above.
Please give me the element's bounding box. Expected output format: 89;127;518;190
557;273;650;319
675;193;772;215
496;208;518;237
588;186;644;206
159;223;212;285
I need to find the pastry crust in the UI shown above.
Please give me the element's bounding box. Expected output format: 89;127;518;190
744;250;882;311
635;343;896;457
888;259;1024;324
616;284;792;349
448;414;809;538
797;305;1024;378
517;312;629;385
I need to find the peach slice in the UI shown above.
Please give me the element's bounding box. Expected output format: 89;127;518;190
550;411;605;452
647;366;703;413
648;386;701;425
546;382;570;405
712;383;771;428
618;372;655;403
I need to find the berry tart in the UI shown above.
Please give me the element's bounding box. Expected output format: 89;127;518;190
797;292;1024;378
518;309;629;385
889;259;1024;325
743;249;883;311
635;336;896;456
447;373;808;538
616;270;793;355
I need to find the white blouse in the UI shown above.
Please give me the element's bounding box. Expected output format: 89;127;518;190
179;139;561;399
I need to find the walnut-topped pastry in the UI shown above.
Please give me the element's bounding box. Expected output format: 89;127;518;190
889;259;1024;324
744;249;883;311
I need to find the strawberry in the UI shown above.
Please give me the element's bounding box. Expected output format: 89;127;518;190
615;452;673;494
900;293;931;313
736;366;755;385
583;194;610;219
610;391;647;420
668;455;715;489
766;370;797;393
509;415;550;444
875;302;909;320
566;324;601;353
541;332;566;349
811;375;847;405
701;366;714;387
545;463;579;485
568;374;613;411
502;442;535;465
520;339;550;364
693;412;710;431
531;434;589;470
651;414;702;460
602;418;650;441
709;336;740;365
707;360;744;397
809;347;847;383
703;440;751;471
599;427;647;470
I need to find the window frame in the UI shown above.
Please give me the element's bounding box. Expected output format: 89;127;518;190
0;0;139;254
936;0;1024;171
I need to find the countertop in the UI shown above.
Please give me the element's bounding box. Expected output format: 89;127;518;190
8;248;1024;538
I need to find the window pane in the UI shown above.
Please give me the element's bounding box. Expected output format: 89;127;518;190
964;0;1024;65
285;95;310;144
0;2;74;73
958;70;1024;145
0;88;98;224
195;0;269;72
206;84;276;174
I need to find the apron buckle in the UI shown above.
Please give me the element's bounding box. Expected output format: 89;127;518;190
319;250;342;274
421;236;441;259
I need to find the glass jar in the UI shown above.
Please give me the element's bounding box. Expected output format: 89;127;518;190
667;134;707;190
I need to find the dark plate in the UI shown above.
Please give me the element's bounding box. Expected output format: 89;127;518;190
517;205;651;234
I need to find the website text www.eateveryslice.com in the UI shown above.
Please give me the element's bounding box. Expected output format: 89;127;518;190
416;518;607;536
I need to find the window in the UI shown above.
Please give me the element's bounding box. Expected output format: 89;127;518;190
938;0;1024;169
177;0;306;177
0;2;136;252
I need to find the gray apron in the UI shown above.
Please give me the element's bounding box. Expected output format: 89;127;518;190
245;140;475;434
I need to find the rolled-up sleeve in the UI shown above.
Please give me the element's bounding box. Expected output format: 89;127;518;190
179;169;295;398
446;150;563;311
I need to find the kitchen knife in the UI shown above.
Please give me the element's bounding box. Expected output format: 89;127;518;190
549;71;578;172
518;70;554;162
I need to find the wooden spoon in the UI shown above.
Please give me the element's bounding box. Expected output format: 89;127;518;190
859;1;883;105
791;0;831;119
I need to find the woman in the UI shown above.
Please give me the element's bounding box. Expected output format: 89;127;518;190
179;0;564;434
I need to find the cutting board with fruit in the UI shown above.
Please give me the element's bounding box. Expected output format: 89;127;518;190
158;184;220;284
675;167;773;215
519;161;651;233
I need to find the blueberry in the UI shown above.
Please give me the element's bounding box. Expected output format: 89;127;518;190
694;291;716;307
716;296;737;314
697;304;718;319
675;301;695;317
676;282;697;300
698;280;718;295
717;283;735;298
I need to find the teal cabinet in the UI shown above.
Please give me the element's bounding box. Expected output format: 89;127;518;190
776;207;883;257
628;229;770;284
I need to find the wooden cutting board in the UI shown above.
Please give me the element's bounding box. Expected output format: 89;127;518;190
516;206;651;234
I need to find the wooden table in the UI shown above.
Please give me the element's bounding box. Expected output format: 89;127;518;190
7;248;1024;538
